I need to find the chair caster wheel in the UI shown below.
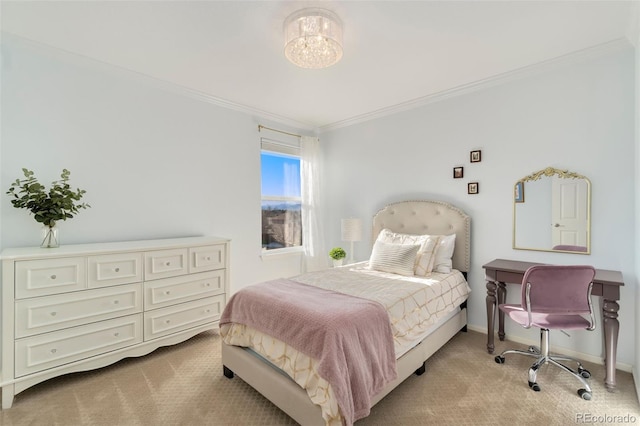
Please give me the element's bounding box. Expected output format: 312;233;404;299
578;389;592;400
527;346;537;353
528;381;541;392
495;356;505;364
579;368;591;379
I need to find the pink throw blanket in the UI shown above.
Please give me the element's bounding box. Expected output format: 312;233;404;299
220;278;397;425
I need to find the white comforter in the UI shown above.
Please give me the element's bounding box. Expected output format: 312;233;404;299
294;262;471;357
221;262;471;425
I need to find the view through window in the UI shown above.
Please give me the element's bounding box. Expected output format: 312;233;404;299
261;149;302;251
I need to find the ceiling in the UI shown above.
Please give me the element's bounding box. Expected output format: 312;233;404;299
1;1;637;131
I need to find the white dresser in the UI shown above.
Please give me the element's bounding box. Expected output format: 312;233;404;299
1;236;229;409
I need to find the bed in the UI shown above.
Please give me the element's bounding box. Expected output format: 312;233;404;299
220;200;471;425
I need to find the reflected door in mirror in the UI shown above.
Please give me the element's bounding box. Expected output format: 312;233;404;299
513;167;590;254
551;177;588;247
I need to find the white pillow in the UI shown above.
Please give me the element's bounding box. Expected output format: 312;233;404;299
375;229;440;276
376;228;421;245
433;234;456;273
369;240;421;276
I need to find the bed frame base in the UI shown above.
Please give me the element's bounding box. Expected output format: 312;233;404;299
223;365;234;379
222;307;467;426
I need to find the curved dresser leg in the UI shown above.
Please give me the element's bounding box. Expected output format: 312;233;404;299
2;384;14;409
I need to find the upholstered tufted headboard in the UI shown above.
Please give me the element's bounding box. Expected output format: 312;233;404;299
372;200;471;273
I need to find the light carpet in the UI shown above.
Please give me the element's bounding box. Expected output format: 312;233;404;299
1;330;638;425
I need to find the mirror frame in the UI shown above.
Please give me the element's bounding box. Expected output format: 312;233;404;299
512;167;591;254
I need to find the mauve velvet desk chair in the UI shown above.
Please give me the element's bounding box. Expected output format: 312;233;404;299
494;265;597;400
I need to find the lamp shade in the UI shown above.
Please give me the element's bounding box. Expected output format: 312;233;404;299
284;8;343;69
341;218;362;242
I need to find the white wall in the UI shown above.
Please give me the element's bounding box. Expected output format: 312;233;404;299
0;35;304;293
320;45;637;367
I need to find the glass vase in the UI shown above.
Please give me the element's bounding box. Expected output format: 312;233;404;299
41;225;59;248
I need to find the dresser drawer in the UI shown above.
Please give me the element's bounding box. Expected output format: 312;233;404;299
88;253;143;288
145;248;188;281
144;295;224;341
15;257;87;299
144;270;225;311
15;283;143;338
189;244;226;273
15;314;143;377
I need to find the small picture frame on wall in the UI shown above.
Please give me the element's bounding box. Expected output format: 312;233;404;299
453;167;464;179
515;181;525;203
468;182;479;195
470;150;482;163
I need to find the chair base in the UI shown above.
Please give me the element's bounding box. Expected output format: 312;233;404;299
494;330;592;400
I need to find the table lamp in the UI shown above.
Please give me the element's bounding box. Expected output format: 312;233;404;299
341;218;362;264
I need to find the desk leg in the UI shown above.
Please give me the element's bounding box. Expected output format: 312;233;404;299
497;282;506;341
486;280;497;353
603;299;620;391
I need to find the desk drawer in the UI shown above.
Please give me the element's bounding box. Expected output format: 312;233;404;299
15;283;142;338
144;296;223;341
15;257;86;299
144;270;225;310
15;314;143;377
88;253;143;288
492;270;525;285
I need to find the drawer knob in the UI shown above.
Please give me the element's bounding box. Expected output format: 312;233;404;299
165;291;171;295
114;267;120;272
50;274;57;280
165;320;171;324
205;256;211;261
113;300;119;305
114;332;119;337
50;312;57;317
165;261;171;266
205;282;210;287
51;348;57;354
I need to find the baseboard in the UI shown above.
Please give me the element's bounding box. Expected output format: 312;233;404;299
466;325;633;373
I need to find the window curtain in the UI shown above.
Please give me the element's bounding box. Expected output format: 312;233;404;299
300;136;327;272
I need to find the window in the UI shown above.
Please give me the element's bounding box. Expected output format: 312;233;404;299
261;138;302;251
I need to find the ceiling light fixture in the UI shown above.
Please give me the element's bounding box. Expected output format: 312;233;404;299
284;8;343;69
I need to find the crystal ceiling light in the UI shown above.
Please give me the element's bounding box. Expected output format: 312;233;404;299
284;8;343;69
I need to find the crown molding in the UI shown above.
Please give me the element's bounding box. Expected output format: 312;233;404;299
1;32;316;133
2;32;631;136
317;37;633;134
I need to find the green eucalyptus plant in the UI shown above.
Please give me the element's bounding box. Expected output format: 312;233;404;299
329;247;346;260
6;168;90;228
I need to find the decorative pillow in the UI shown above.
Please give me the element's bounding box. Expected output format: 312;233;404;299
414;235;440;276
433;234;456;273
369;240;421;276
375;229;440;276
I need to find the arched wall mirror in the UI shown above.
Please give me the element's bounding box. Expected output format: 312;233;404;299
513;167;591;254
